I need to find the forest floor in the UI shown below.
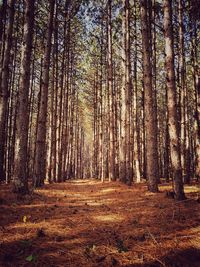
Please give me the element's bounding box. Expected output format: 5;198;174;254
0;180;200;267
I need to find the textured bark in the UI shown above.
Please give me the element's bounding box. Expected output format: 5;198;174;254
133;0;141;183
93;71;98;178
189;0;200;181
6;46;17;183
34;0;55;187
99;22;104;181
124;0;131;184
107;0;115;181
163;88;170;182
13;0;35;194
140;0;159;192
151;0;160;182
119;0;127;183
194;75;200;180
0;0;6;62
0;1;6;43
0;0;7;69
119;0;132;184
0;0;15;181
62;18;70;181
178;0;190;183
53;7;58;182
57;5;67;182
163;0;185;200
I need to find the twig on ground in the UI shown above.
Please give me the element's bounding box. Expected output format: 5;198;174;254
147;254;166;267
146;228;159;246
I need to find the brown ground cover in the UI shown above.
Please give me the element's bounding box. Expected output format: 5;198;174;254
0;180;200;267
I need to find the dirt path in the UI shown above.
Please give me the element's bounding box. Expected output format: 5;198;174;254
0;180;200;267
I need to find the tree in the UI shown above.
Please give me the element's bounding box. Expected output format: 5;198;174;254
163;0;185;200
140;0;159;192
107;0;116;181
34;0;55;187
189;0;200;182
178;0;190;184
13;0;35;194
119;0;132;184
0;0;15;181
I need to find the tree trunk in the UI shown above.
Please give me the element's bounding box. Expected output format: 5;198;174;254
119;0;126;183
34;0;55;187
140;0;159;192
178;0;190;184
0;0;15;181
107;0;115;181
189;0;200;181
13;0;35;194
163;0;185;200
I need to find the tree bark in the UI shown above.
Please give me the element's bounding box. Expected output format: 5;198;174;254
140;0;159;192
13;0;35;194
0;0;15;181
34;0;55;187
163;0;185;200
107;0;115;181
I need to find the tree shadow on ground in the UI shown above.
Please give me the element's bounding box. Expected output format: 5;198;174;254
0;181;200;266
128;247;200;267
